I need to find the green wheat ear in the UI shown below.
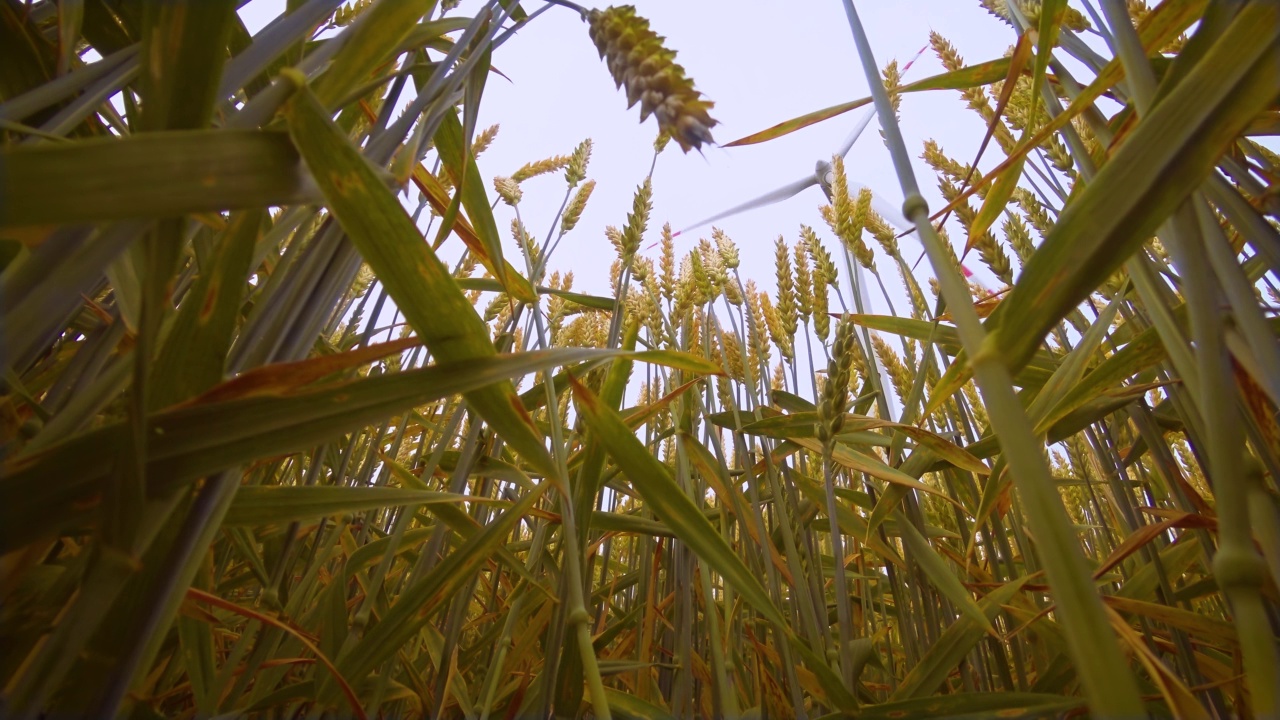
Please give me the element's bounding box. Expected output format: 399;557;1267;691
586;5;718;152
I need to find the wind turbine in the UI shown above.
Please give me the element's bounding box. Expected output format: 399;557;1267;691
701;109;908;327
666;48;982;293
668;98;921;335
672;103;914;242
663;48;941;418
671;43;933;245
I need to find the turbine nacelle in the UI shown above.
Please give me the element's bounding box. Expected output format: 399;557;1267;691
815;160;835;200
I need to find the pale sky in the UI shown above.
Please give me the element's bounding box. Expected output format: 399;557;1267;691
240;0;1025;309
455;1;1008;304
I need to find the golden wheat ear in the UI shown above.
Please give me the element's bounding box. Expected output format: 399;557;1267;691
585;5;718;152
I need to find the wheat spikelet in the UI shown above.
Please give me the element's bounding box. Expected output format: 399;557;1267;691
712;229;740;270
472;124;500;156
673;256;696;316
829;156;874;270
1012;188;1054;238
921;139;984;193
977;236;1012;285
700;239;728;302
979;0;1090;32
586;5;718;152
659;224;676;302
746;282;771;374
565;138;593;186
493;176;522;206
818;317;856;443
960;381;989;432
722;333;745;383
899;262;930;320
561;180;596;234
609;257;624;299
653;130;671;155
689;249;712;304
931;31;1015;153
483;293;508;323
1003;213;1035;265
812;265;830;342
771;362;787;392
871;334;912;405
860;190;900;258
807;232;838;289
641;274;664;340
793;231;814;322
715;374;734;410
881;60;903;118
620;178;652;265
938;178;1012;283
430;126;500;209
605;225;624;259
722;275;743;306
332;0;374;28
773;237;798;337
511;218;540;267
511;155;571;183
759;293;794;361
1043;129;1076;175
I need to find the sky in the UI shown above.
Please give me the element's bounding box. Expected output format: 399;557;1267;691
240;0;1023;312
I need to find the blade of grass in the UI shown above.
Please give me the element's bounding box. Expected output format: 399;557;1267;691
280;72;556;478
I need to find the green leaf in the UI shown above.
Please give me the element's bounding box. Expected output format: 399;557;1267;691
570;375;786;630
896;516;995;636
57;1;85;78
844;314;1059;388
791;435;955;502
1026;292;1125;434
281;78;556;478
0;131;314;228
151;209;264;408
956;30;1032;262
176;614;218;715
900;57;1014;93
570;377;861;714
454;276;615;310
1029;0;1068;125
312;0;437;109
590;511;672;538
604;688;668;720
0;347;613;552
182;336;421;406
574;322;639;543
822;692;1084;720
323;484;547;704
137;0;237;132
924;0;1209;228
1104;595;1238;649
222;487;486;526
984;4;1279;376
724;58;1012;148
434;108;535;302
1039;316;1171;433
790;471;904;566
890;577;1029;699
411;164;535;300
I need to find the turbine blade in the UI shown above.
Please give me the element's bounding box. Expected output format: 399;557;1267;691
832;44;925;161
675;175;817;236
834;106;878;160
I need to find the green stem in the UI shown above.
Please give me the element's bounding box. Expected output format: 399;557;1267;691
837;1;1145;715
